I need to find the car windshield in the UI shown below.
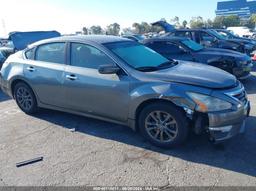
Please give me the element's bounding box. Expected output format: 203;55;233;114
181;39;204;51
208;30;226;40
104;41;175;71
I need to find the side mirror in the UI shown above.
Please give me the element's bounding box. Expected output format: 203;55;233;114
98;64;120;74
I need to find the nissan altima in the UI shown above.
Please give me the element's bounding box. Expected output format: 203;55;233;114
0;35;250;148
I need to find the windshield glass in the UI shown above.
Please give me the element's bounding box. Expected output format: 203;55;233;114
104;41;171;70
208;30;226;40
181;39;203;51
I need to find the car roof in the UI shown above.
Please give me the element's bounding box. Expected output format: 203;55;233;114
143;37;188;44
30;35;131;47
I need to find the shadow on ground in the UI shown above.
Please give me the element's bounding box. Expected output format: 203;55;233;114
0;90;10;102
32;108;256;178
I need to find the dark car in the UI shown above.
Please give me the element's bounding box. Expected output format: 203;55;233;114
215;29;256;60
152;21;256;58
122;34;145;42
143;37;253;79
0;51;5;68
0;35;250;147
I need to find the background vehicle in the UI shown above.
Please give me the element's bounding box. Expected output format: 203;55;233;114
122;34;145;42
227;27;255;38
0;36;250;148
0;31;60;69
152;21;256;58
215;29;256;61
143;37;253;79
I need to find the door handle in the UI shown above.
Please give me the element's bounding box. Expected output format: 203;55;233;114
66;74;77;81
26;66;35;72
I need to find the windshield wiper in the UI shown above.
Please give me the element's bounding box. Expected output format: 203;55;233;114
157;60;178;68
136;61;178;72
136;66;159;72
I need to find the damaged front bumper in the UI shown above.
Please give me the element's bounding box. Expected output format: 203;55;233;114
207;101;250;142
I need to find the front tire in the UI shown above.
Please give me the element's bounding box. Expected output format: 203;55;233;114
138;102;188;148
14;82;38;114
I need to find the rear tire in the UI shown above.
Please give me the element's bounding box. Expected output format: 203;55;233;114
14;82;38;114
138;102;188;148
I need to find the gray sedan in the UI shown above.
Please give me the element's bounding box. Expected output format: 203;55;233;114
0;35;250;148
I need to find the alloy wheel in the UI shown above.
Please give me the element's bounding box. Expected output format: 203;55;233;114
145;110;178;143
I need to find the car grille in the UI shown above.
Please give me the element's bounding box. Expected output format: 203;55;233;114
226;86;248;105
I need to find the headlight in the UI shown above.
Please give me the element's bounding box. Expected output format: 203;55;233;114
187;92;232;112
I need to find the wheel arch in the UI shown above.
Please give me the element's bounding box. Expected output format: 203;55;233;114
134;98;186;131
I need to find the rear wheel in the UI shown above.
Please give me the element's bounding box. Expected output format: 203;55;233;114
138;102;188;148
14;82;38;114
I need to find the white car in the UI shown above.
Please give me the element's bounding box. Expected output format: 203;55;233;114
227;27;254;38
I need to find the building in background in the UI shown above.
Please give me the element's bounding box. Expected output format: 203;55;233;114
216;0;256;20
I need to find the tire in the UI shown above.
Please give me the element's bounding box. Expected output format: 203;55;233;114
14;82;38;114
138;102;188;148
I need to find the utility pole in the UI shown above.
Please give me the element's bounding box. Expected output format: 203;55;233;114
1;19;7;36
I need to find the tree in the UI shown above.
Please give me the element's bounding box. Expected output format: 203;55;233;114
223;15;240;27
190;16;205;29
212;15;240;28
171;16;181;28
212;16;225;28
106;23;120;35
182;20;188;28
205;19;213;28
247;14;256;28
132;22;141;34
90;25;103;34
82;27;88;35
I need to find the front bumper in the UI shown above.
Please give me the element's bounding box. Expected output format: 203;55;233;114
207;101;250;142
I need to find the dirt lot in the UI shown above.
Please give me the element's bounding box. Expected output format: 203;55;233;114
0;67;255;187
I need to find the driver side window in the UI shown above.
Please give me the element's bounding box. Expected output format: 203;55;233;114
70;43;114;69
200;32;214;46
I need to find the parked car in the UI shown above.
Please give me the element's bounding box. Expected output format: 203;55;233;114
215;29;256;61
152;21;256;58
227;27;255;38
122;34;145;42
0;51;5;68
0;36;250;148
143;37;253;79
0;31;61;69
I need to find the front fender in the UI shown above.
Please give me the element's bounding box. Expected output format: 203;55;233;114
128;83;197;120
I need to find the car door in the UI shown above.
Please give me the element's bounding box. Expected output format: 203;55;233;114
23;42;66;107
63;42;130;122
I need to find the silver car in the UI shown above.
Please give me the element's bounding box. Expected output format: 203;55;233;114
0;35;250;148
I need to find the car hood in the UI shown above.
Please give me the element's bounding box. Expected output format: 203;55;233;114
151;21;176;32
196;48;248;59
146;61;237;89
9;31;61;50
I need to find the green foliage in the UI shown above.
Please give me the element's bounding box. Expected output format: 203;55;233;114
106;23;120;35
182;20;188;28
212;15;240;28
190;16;205;29
82;27;88;35
90;25;104;34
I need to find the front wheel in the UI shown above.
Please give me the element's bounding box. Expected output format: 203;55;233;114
138;103;188;148
14;82;38;114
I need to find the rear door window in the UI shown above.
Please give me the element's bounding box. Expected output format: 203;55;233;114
35;43;66;64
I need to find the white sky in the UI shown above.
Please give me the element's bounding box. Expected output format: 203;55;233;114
0;0;124;36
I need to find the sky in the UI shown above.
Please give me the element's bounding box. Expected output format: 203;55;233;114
0;0;224;36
